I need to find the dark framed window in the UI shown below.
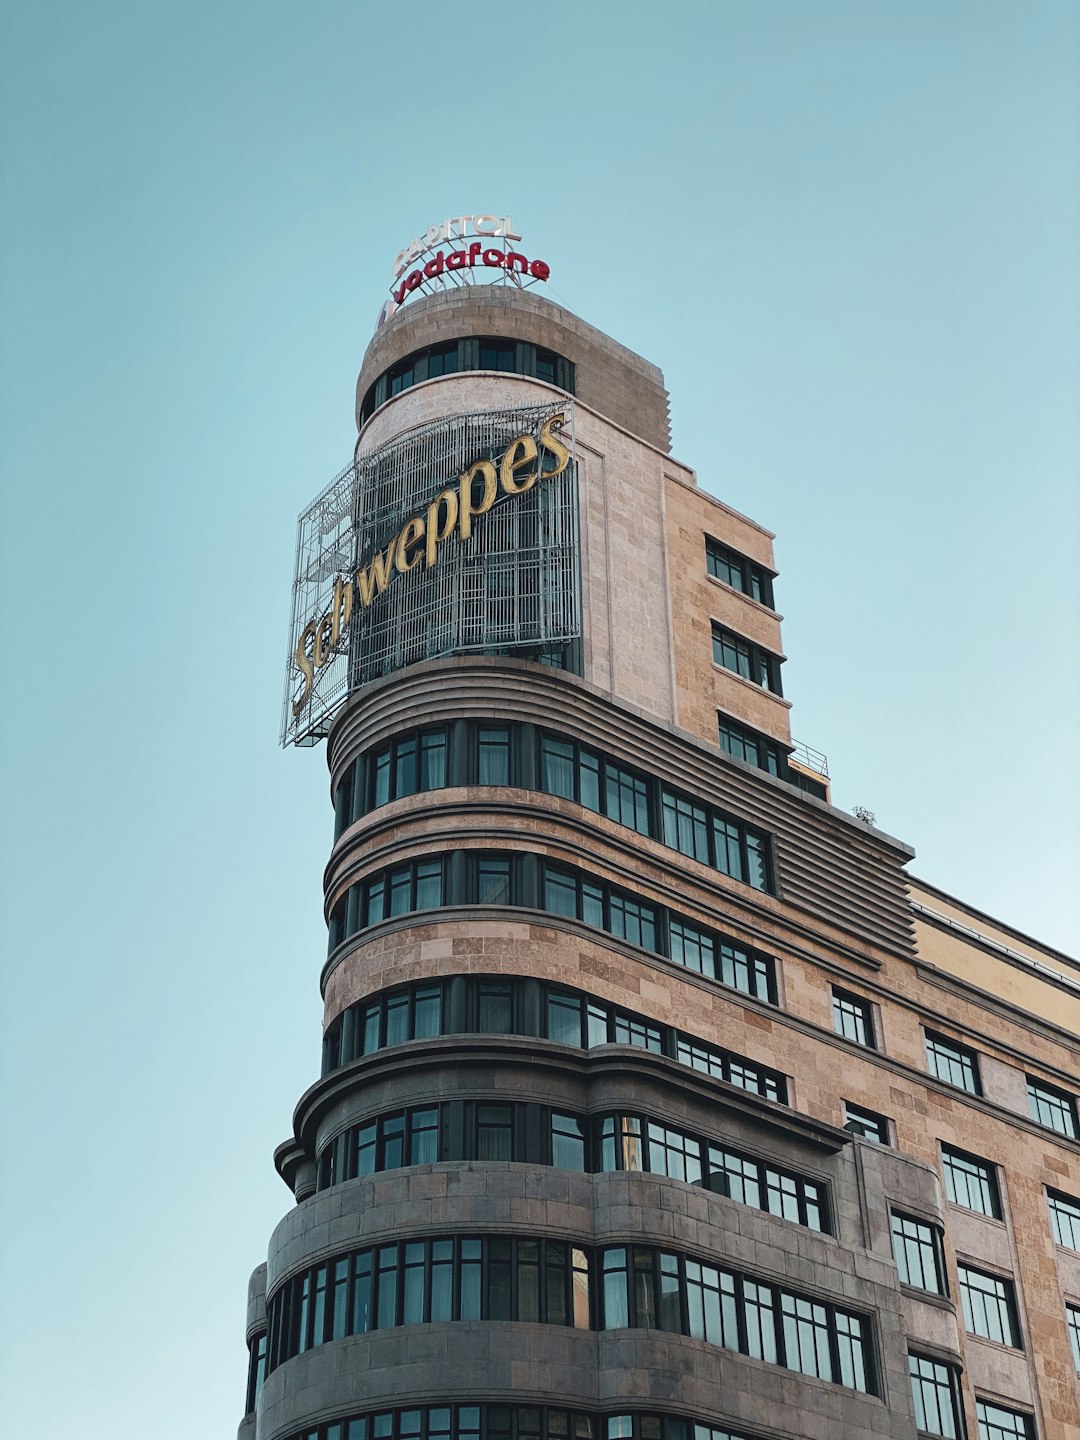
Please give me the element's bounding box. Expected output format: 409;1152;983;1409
359;338;575;425
976;1401;1034;1440
477;726;511;785
843;1102;889;1144
542;864;657;951
909;1354;963;1438
550;1112;587;1171
711;625;782;695
539;734;651;837
705;537;775;609
1026;1076;1078;1138
958;1265;1021;1348
322;972;787;1109
268;1236;590;1370
941;1146;1001;1219
318;1105;442;1188
245;1330;267;1414
1067;1302;1080;1370
476;854;513;906
676;1035;787;1103
364;859;445;927
595;1113;827;1232
668;917;775;1002
373;730;449;810
281;1404;750;1440
891;1213;946;1294
1047;1188;1080;1250
598;1246;873;1393
717;713;783;777
832;988;875;1047
660;787;771;891
925;1031;981;1094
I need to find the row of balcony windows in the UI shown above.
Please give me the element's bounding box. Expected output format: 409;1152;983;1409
272;1402;755;1440
320;975;786;1107
333;723;773;894
314;1100;828;1234
263;1235;875;1394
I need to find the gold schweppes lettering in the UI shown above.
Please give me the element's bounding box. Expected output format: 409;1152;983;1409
292;412;570;715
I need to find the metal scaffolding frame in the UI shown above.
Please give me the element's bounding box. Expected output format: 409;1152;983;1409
282;401;579;747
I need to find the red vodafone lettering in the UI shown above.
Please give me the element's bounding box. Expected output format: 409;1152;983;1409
393;248;551;306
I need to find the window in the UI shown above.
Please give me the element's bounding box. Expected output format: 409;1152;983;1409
660;787;771;891
1026;1076;1078;1138
832;988;875;1047
958;1265;1021;1347
711;625;782;695
909;1354;963;1438
925;1031;981;1094
282;1405;750;1440
550;1113;586;1171
368;730;448;810
477;726;511;785
541;864;657;951
1047;1188;1080;1250
717;713;783;777
941;1146;1001;1219
245;1330;267;1414
594;1114;825;1231
359;339;575;425
891;1213;946;1294
976;1401;1034;1440
538;734;650;836
364;859;444;927
267;1236;590;1369
1067;1302;1080;1370
843;1103;889;1144
676;1036;787;1103
317;1106;443;1188
705;537;775;609
476;855;512;906
598;1246;875;1393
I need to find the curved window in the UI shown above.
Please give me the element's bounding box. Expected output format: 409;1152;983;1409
286;1403;761;1440
360;338;575;427
314;1100;828;1234
334;721;774;896
327;848;776;1007
244;1330;267;1414
320;974;787;1106
267;1237;875;1395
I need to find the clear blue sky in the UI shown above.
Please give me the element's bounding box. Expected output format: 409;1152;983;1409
1;3;1077;1436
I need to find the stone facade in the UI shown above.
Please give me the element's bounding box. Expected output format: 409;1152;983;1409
242;288;1080;1440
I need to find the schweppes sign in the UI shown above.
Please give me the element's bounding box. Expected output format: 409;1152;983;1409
292;411;571;715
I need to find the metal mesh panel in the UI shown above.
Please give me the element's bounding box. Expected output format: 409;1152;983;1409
283;400;579;746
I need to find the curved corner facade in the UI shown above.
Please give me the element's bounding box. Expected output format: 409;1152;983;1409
244;285;1080;1440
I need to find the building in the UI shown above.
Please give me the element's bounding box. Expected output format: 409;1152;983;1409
240;255;1080;1440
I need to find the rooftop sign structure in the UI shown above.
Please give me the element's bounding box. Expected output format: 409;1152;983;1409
282;402;579;747
375;213;551;330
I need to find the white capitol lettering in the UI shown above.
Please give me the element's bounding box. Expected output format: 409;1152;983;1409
392;214;522;277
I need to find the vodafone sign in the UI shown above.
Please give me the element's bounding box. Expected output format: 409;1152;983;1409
376;213;551;329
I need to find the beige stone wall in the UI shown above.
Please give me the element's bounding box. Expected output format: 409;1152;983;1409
355;289;671;452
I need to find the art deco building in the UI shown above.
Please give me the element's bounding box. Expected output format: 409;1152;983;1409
240;275;1080;1440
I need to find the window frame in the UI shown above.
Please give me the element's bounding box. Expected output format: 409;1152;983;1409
843;1102;890;1145
1026;1075;1079;1138
891;1212;948;1296
925;1030;982;1095
704;536;776;610
940;1145;1001;1220
831;987;876;1048
957;1263;1022;1349
1047;1187;1080;1250
710;623;783;695
908;1353;964;1439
